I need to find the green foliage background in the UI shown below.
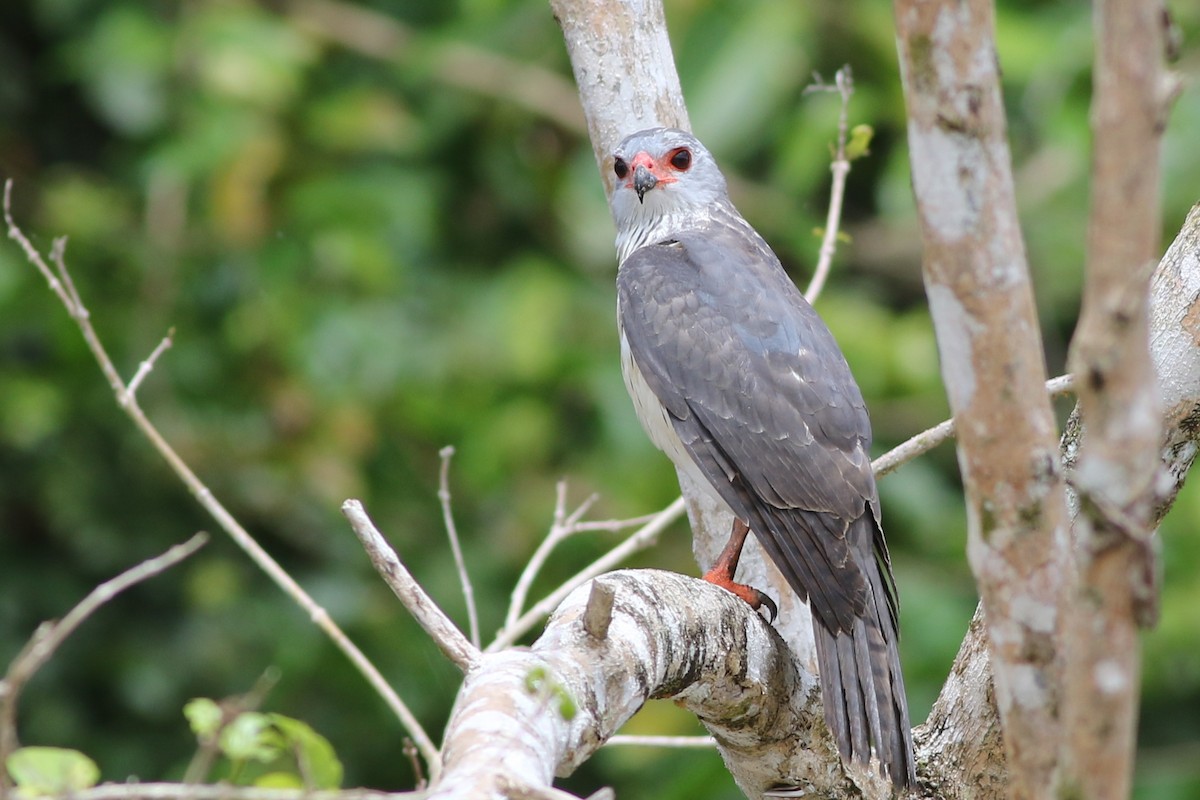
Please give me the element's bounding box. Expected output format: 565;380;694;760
1;1;1198;797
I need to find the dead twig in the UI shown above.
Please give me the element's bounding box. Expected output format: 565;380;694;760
437;446;480;648
4;180;440;781
872;373;1076;477
0;534;209;792
342;499;479;673
488;496;685;652
803;66;856;305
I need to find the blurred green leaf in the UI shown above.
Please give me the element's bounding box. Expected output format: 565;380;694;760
183;697;223;741
6;747;99;796
219;712;278;764
267;713;344;790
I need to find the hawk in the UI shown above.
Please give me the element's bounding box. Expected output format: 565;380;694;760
610;127;915;786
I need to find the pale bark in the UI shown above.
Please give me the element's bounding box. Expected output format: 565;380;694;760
427;570;867;800
1059;2;1171;796
914;206;1200;796
893;2;1072;796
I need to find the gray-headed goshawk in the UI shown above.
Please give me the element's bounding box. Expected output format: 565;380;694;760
610;127;915;787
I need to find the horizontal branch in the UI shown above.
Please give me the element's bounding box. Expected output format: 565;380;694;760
27;784;413;800
431;569;882;800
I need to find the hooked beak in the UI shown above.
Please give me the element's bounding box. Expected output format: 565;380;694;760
633;165;658;203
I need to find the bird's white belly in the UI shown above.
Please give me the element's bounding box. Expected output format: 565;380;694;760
619;329;728;510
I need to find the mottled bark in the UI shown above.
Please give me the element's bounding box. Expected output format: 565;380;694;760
428;571;861;800
893;1;1071;796
1059;2;1171;797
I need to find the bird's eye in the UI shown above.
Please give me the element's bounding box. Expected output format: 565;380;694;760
613;157;629;180
669;148;692;171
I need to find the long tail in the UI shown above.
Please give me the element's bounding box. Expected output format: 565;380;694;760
812;525;915;787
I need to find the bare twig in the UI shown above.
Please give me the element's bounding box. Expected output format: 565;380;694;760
5;182;440;782
872;373;1076;478
437;446;480;649
488;496;686;652
125;328;176;401
604;734;716;748
403;738;427;792
11;784;413;800
502;482;659;634
803;66;855;305
342;499;479;672
0;533;209;789
504;482;595;631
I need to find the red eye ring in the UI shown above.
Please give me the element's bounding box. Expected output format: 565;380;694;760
668;148;692;171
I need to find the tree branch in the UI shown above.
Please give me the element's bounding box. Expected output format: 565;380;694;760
342;500;480;673
4;180;441;781
893;2;1072;794
437;447;481;649
1059;1;1171;794
0;534;209;794
429;570;868;800
803;66;856;306
915;204;1200;796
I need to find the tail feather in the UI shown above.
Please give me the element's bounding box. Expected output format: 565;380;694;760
812;516;915;786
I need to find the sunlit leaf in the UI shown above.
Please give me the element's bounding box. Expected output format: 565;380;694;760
183;697;223;740
6;747;99;796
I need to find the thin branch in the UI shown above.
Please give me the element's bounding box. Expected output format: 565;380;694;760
487;496;685;652
125;328;176;401
342;499;480;673
5;182;440;782
803;66;855;306
504;482;607;632
0;533;209;787
872;374;1076;478
18;784;414;800
501;481;661;635
604;735;716;748
437;446;480;649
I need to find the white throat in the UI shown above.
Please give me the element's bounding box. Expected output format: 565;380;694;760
613;196;721;265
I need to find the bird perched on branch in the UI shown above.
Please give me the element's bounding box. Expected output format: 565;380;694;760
610;127;915;787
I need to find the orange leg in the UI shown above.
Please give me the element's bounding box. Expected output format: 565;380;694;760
701;519;778;622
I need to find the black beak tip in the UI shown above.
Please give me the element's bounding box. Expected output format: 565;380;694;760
633;165;657;204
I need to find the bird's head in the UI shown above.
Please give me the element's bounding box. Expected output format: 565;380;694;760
610;128;729;231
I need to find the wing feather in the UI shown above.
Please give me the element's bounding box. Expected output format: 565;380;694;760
617;228;883;631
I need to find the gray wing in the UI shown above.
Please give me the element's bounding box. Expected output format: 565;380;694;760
616;226;889;635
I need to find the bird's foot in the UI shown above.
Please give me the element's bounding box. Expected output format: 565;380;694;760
702;567;778;623
701;518;779;622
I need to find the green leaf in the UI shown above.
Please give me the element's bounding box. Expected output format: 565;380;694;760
846;124;874;161
184;697;223;740
524;666;547;693
7;747;100;796
254;771;304;789
219;712;279;763
556;690;577;722
268;714;344;789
